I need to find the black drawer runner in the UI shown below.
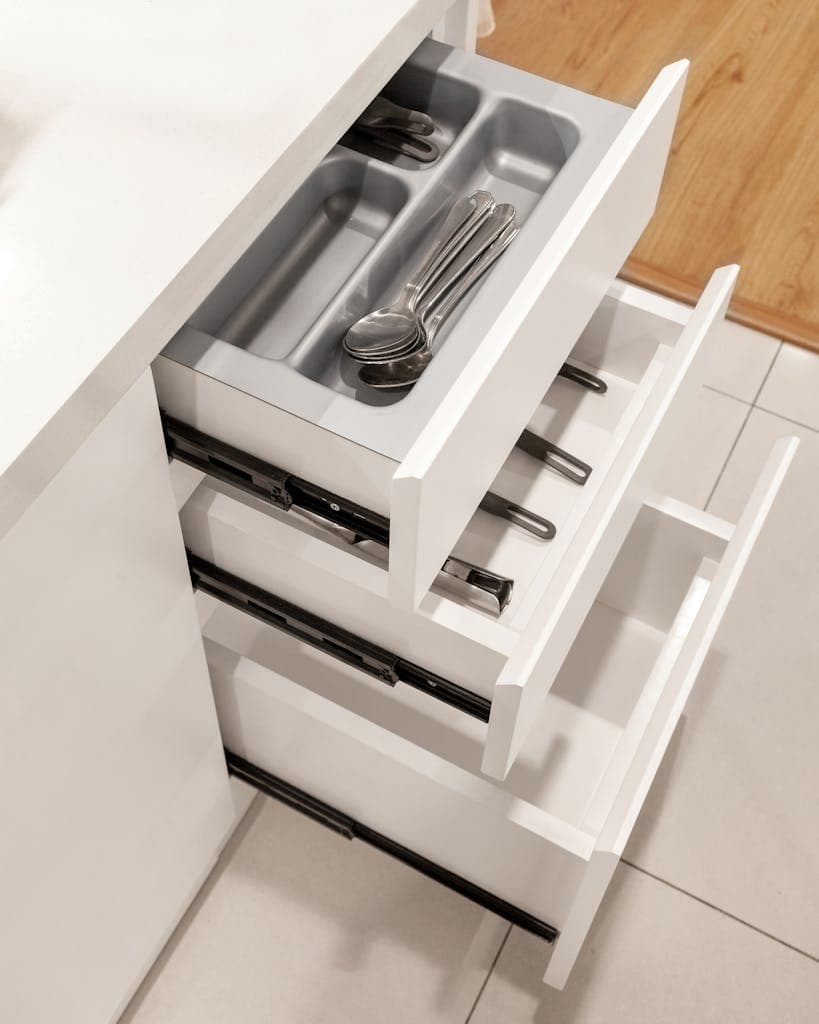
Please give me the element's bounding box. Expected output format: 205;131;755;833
189;553;492;722
226;749;558;944
163;413;514;614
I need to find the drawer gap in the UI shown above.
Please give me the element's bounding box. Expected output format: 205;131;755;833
189;554;491;722
226;749;558;944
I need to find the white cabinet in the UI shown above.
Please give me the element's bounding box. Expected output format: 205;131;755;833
143;22;798;992
2;2;797;1010
0;373;242;1024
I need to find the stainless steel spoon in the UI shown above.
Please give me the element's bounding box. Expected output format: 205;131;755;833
355;202;516;368
358;219;519;389
343;192;495;360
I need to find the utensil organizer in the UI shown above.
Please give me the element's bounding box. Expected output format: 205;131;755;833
154;38;687;610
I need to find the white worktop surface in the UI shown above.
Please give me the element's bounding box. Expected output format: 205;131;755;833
0;0;448;539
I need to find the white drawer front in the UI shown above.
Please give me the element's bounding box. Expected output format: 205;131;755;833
175;269;735;779
154;40;687;611
197;438;796;990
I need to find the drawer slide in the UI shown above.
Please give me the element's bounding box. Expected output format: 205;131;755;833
226;749;558;943
189;554;492;722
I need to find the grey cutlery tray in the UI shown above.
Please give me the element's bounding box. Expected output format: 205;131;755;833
162;38;631;461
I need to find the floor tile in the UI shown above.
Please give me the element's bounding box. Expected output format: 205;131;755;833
120;797;508;1024
756;343;819;431
647;385;748;509
624;409;819;956
699;317;780;403
469;865;819;1024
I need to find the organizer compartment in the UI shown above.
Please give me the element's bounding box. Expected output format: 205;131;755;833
188;153;408;361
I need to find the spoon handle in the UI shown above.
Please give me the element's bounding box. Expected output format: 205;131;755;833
420;203;516;317
401;195;477;308
423;219;519;345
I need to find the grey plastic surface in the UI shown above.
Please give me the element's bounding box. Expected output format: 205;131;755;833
162;38;632;459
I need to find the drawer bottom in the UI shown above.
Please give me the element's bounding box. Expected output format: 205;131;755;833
226;749;557;942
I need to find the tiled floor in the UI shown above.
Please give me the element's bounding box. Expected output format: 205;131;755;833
122;319;819;1023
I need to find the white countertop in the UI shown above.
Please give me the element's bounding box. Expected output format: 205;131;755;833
0;0;448;538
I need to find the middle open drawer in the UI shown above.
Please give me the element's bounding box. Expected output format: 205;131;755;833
174;271;736;779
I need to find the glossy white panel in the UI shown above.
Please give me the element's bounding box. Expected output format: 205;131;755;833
0;373;234;1024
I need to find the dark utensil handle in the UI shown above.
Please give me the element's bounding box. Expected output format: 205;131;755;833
479;492;556;540
440;557;514;615
516;430;592;485
558;362;607;394
350;535;513;615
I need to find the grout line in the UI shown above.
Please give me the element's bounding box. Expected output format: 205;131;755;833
702;383;753;404
751;404;819;436
463;923;512;1024
703;343;783;512
751;341;784;406
703;403;753;512
622;860;819;965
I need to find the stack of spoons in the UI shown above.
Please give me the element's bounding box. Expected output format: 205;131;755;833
343;190;519;389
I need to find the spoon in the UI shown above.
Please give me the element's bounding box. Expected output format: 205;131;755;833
355;202;516;367
358;219;519;389
343;192;495;360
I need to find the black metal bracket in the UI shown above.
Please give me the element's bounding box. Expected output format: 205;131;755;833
226;750;558;944
517;430;593;486
558;362;608;394
163;414;390;545
189;553;491;722
163;415;516;614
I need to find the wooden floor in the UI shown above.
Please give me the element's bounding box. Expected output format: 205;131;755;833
479;0;819;349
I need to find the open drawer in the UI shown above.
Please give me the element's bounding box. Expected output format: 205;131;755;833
196;438;796;989
152;38;688;611
175;270;737;779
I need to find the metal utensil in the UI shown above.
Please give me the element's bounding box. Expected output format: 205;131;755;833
357;203;516;375
558;362;608;394
342;195;478;360
356;96;435;137
516;430;592;485
352;125;439;163
344;192;496;362
358;219;519;389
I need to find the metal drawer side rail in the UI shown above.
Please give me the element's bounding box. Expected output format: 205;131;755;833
163;413;515;614
189;554;492;722
226;749;558;943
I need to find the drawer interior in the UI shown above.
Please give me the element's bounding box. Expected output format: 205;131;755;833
201;497;728;838
181;283;688;657
160;38;630;456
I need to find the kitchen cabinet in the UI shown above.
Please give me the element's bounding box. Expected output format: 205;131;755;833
0;0;797;1017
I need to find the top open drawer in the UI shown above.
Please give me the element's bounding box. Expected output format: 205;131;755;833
153;39;688;610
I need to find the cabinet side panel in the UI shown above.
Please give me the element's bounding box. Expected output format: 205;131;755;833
0;372;234;1024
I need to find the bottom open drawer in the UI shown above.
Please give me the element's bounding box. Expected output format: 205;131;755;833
198;439;794;988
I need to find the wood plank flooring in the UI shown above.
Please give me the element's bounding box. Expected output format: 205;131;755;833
478;0;819;349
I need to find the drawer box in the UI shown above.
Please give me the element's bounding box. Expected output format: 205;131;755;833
175;270;737;779
197;437;795;990
153;38;688;610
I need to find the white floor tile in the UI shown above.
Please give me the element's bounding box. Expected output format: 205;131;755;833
625;409;819;956
120;797;507;1024
699;317;780;403
647;385;748;508
469;865;819;1024
756;343;819;431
